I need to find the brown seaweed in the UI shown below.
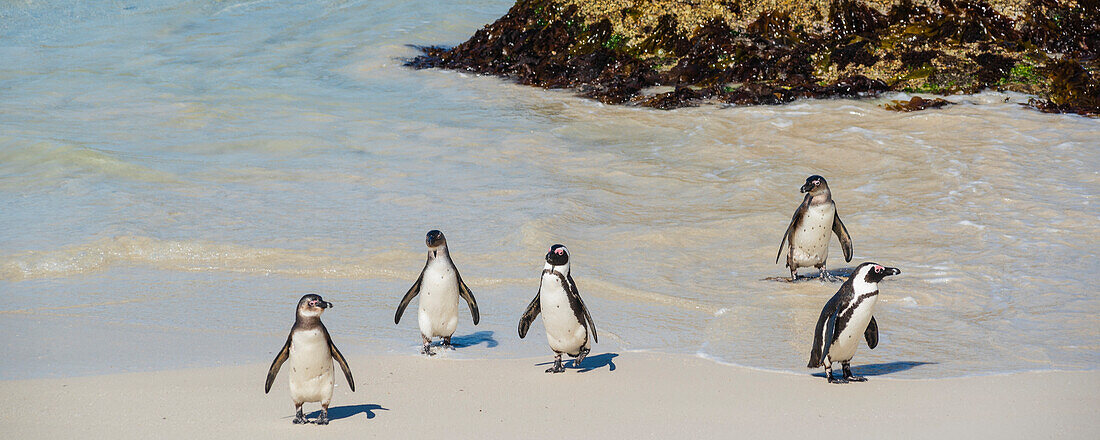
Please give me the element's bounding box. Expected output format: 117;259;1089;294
884;96;954;111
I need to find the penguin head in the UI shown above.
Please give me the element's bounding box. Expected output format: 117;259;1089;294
856;262;901;284
545;244;569;266
297;293;332;319
800;175;829;194
425;230;447;249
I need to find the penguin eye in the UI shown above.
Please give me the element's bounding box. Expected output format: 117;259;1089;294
874;266;882;273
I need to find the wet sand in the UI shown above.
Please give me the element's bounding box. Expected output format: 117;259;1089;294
2;352;1096;439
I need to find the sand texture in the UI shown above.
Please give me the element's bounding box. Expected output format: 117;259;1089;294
2;352;1097;439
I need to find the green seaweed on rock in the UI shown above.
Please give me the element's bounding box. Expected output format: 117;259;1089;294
406;0;1099;116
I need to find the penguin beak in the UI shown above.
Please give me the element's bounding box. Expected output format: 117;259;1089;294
321;301;332;309
800;182;812;193
885;267;901;276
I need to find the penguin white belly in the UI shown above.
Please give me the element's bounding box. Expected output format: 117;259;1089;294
539;275;588;356
791;203;835;268
418;261;460;339
828;297;878;363
287;328;334;404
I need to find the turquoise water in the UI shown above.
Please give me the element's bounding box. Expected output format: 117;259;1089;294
1;0;1097;380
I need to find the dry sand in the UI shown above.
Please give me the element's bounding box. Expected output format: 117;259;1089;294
2;352;1097;439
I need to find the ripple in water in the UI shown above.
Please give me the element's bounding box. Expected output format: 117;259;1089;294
0;0;1097;380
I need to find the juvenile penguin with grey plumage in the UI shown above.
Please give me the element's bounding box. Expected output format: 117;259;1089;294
395;230;479;355
519;244;598;373
265;294;355;424
808;262;900;383
776;175;854;281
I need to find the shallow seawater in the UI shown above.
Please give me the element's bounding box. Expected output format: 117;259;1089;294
1;0;1098;380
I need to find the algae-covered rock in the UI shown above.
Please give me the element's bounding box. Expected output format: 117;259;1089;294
884;95;954;111
407;0;1099;116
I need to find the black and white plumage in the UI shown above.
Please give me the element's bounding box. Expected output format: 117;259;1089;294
807;262;900;383
518;244;598;373
776;175;854;281
265;294;355;424
394;230;479;355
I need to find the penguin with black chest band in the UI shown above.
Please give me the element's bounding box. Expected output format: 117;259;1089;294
776;175;854;281
395;230;480;356
808;262;901;383
265;294;355;424
518;244;598;373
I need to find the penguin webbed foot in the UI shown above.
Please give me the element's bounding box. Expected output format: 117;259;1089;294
421;343;435;356
818;267;838;282
842;364;867;382
315;409;329;425
827;375;850;384
442;337;455;351
292;408;308;424
573;348;590;368
545;355;566;373
823;365;848;384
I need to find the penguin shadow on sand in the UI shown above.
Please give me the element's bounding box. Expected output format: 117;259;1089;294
302;404;388;422
448;330;498;349
762;267;856;283
536;352;619;373
811;361;936;379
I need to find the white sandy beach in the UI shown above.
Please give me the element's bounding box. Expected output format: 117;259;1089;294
2;352;1097;439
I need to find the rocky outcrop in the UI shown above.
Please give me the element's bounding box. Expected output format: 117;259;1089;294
407;0;1098;116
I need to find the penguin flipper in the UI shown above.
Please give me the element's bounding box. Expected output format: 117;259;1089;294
567;274;598;344
453;266;480;325
394;263;426;325
265;333;292;393
821;309;838;363
808;294;839;368
777;200;808;265
518;290;541;339
832;209;853;263
864;316;879;349
323;325;355;392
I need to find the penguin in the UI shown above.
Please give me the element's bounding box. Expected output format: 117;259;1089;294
518;244;598;373
265;294;355;424
394;230;480;355
807;262;901;383
776;175;854;281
